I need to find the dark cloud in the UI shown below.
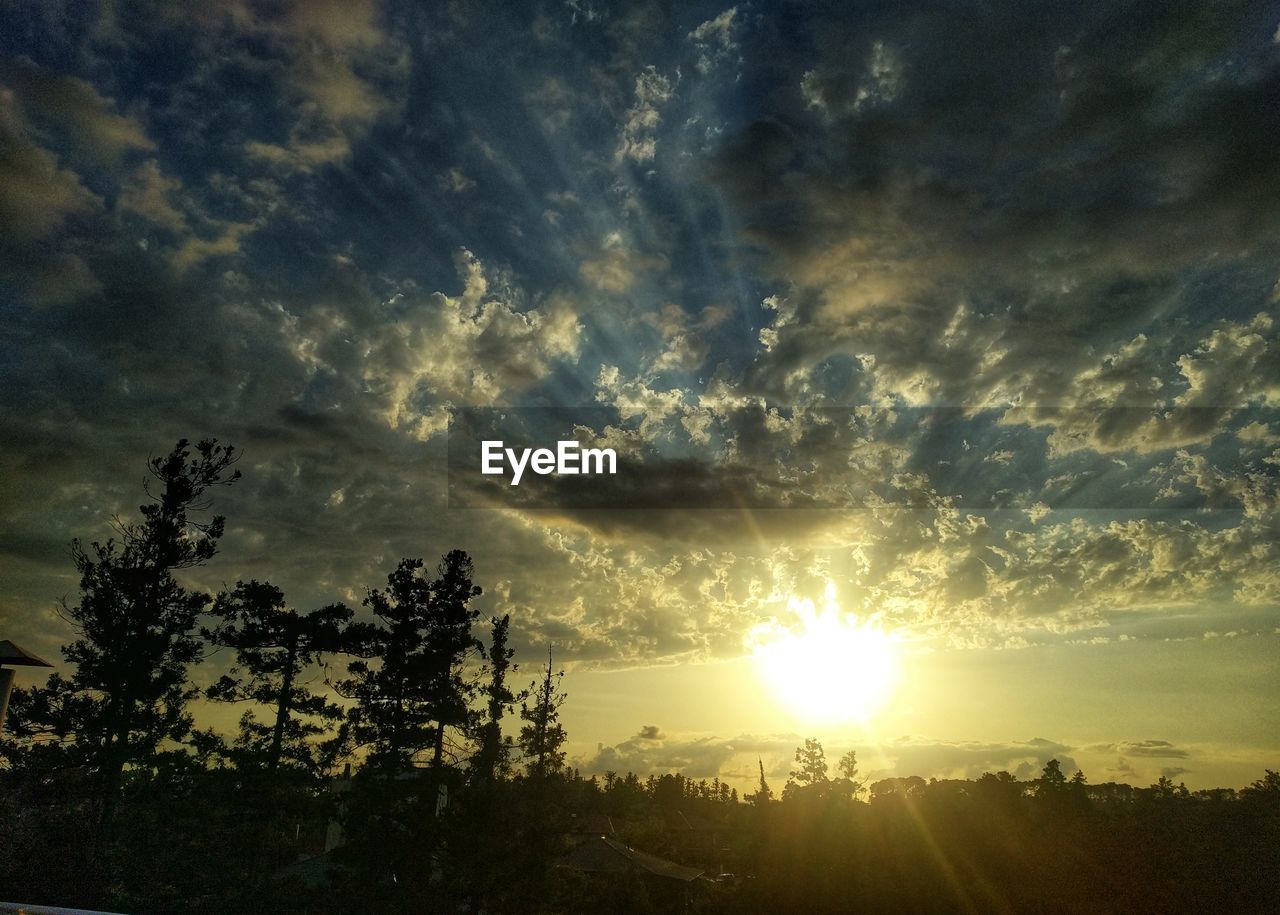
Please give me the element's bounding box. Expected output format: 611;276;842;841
714;2;1280;451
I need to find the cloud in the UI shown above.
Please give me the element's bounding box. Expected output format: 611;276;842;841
225;0;408;172
119;160;190;234
579;727;801;779
0;0;1276;704
615;66;674;163
262;248;583;437
25;253;102;305
1085;740;1190;759
874;736;1079;782
0;57;154;165
710;3;1280;453
688;7;739;75
1110;757;1139;779
801;39;903;119
525;76;577;133
0;87;101;243
645;302;728;373
437;167;476;193
116;160;260;273
1007;315;1280;456
578;231;668;293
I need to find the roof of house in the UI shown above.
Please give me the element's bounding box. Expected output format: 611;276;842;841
663;810;723;833
569;813;618;836
0;640;53;667
560;835;704;882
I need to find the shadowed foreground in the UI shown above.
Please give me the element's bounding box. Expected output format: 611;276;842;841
2;757;1279;913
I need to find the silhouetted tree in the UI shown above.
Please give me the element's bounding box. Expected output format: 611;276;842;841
1151;775;1190;800
339;558;432;769
520;645;567;780
748;758;774;806
339;552;482;771
31;439;240;821
973;770;1021;811
203;580;352;772
785;738;829;799
422;551;485;778
443;614;525;911
471;613;518;783
1036;758;1068;798
834;749;864;800
1242;769;1280;799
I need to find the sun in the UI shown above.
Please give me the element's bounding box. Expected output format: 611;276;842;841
751;583;901;724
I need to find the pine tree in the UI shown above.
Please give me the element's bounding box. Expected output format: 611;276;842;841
749;758;774;806
472;613;518;783
1038;758;1068;795
203;579;352;773
519;646;567;780
790;738;830;787
422;550;484;775
41;439;240;819
339;552;482;771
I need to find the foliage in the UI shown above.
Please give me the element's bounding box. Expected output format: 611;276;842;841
204;580;353;773
337;552;482;771
13;439;240;820
471;613;519;783
519;645;568;781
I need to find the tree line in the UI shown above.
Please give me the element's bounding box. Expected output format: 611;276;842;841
1;439;573;911
2;439;1277;913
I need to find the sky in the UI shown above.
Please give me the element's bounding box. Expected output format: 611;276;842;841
1;0;1278;791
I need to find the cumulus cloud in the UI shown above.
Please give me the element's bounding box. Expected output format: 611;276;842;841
615;66;674;163
645;302;727;373
1006;315;1280;455
801;39;903;119
688;8;739;75
712;4;1280;453
267;248;583;437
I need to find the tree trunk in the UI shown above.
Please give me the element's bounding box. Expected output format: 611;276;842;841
268;636;298;771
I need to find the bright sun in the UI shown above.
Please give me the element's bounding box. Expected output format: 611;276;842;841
751;583;900;723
